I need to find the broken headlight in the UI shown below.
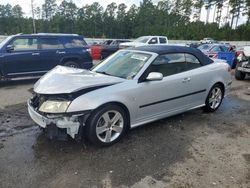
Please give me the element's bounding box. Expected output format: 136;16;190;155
39;100;71;113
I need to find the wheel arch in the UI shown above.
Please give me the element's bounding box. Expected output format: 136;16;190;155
211;82;225;98
90;101;131;129
60;56;81;65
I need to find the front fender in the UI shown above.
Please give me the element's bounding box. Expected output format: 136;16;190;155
67;93;134;118
67;81;137;121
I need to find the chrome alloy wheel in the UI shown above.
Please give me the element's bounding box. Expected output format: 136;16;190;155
209;87;222;109
96;110;124;143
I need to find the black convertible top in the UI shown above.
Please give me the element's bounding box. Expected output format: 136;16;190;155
131;45;213;65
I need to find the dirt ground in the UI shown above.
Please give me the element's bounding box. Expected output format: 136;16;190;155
0;75;249;188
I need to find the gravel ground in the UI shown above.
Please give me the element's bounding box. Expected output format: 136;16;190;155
0;75;249;188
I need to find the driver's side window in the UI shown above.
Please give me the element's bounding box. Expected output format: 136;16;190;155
148;37;158;44
148;53;186;77
9;38;38;51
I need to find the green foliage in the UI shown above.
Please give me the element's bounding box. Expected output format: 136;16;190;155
0;0;249;41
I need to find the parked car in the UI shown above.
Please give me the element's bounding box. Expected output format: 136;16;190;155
119;36;168;48
198;43;238;68
237;46;250;57
235;57;250;80
200;37;216;44
0;33;93;80
101;39;131;59
198;44;228;58
91;39;130;60
28;45;232;146
186;42;201;48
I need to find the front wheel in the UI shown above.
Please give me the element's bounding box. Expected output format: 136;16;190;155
204;84;224;112
86;104;128;146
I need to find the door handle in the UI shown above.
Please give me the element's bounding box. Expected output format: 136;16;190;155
32;52;40;56
182;77;191;83
56;51;66;54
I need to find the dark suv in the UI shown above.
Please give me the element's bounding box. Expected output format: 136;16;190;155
0;33;93;79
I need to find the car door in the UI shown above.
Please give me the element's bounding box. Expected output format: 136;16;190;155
184;53;211;107
133;53;196;122
37;37;65;71
208;45;222;58
3;36;40;75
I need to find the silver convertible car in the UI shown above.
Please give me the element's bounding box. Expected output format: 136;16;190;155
28;46;232;146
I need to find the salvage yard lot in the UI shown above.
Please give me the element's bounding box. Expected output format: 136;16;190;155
0;76;250;188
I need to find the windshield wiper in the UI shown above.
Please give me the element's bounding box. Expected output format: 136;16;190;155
95;71;112;76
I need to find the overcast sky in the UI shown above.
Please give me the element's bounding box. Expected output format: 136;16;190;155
1;0;246;26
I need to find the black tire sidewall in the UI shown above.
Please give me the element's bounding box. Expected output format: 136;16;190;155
235;63;246;80
86;104;128;146
204;84;224;112
64;61;80;68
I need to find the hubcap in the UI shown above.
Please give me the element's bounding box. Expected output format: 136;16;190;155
96;110;124;143
209;87;222;109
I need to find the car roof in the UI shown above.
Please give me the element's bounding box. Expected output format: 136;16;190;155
13;33;82;37
131;45;213;65
138;36;168;38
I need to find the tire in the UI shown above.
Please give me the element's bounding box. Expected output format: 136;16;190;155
204;84;224;112
63;61;80;68
86;104;129;146
235;64;246;80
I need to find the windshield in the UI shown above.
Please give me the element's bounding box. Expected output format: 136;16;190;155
0;36;12;49
92;51;151;79
134;36;150;43
198;44;212;51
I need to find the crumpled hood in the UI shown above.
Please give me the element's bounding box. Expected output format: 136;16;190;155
34;66;125;94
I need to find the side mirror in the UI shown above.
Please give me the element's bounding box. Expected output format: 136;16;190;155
146;72;163;81
6;45;14;52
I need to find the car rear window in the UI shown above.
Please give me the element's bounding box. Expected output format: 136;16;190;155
198;44;211;50
64;37;87;48
159;37;167;44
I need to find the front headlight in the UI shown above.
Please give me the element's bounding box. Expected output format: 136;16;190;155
39;101;71;113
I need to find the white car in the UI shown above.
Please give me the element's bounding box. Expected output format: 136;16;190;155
28;45;232;146
238;46;250;57
119;36;168;48
200;38;216;44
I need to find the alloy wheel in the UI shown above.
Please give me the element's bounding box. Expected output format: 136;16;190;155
209;87;222;109
96;110;124;143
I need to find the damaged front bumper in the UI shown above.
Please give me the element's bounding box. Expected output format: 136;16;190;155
27;101;90;140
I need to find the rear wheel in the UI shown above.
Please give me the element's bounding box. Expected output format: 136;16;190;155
86;104;128;146
204;84;224;112
63;61;80;68
235;63;246;80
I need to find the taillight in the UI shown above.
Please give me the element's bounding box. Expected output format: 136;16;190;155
236;51;243;57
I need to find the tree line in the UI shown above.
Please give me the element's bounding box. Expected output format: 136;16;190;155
0;0;250;41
